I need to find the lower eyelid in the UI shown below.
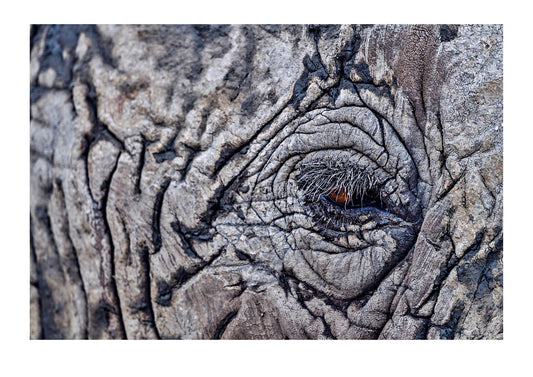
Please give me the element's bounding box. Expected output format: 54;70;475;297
321;193;383;211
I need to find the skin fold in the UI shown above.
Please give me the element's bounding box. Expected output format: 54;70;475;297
30;24;502;339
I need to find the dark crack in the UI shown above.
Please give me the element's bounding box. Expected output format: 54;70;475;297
152;179;171;253
212;310;239;339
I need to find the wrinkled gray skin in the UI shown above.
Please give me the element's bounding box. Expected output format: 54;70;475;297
30;25;502;339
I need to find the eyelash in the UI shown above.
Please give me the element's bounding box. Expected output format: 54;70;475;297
296;158;389;230
308;196;371;232
321;186;385;211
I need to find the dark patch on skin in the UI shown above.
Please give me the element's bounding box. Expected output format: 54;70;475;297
197;108;210;139
456;231;486;284
413;318;430;339
165;82;175;106
89;299;118;339
33;25;117;98
235;248;254;263
185;65;203;82
278;268;292;297
223;66;246;101
152;142;177;163
35;205;52;229
307;24;340;41
267;88;278;104
494;235;503;256
30;86;52;104
211;179;240;215
289;52;329;107
156;280;172;306
440;25;458;42
240;93;260;115
458;232;502;298
37;25;80;87
438;301;465;339
85;26;117;68
294;282;315;302
118;80;149;99
353;61;373;83
291;26;363;107
170;207;216;242
356;82;396;107
182;96;197;115
172;182;237;246
321;318;335;339
336;27;361;79
485;241;502;289
327;77;359;103
474;273;491;300
30;24;43;51
193;25;232;53
306;52;329;78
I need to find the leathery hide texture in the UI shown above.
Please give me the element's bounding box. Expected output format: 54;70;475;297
30;25;502;339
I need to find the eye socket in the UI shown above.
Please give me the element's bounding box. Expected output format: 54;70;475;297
325;186;384;210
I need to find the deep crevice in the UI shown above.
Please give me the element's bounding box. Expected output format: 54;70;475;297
169;220;204;260
152;179;171;253
54;177;89;338
134;136;146;195
138;244;161;338
152;133;178;163
179;143;202;180
212;310;239;339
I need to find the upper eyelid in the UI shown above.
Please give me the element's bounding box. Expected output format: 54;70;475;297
297;157;381;194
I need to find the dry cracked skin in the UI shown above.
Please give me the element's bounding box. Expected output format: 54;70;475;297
30;24;503;339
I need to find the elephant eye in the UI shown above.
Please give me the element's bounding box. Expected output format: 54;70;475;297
295;155;396;231
325;186;383;210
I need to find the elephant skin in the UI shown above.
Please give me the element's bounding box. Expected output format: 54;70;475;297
30;24;502;339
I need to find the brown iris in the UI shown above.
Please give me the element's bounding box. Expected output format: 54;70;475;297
326;186;383;209
328;188;351;205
